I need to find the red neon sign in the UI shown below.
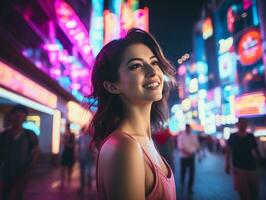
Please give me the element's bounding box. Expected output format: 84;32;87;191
237;28;263;66
0;61;57;108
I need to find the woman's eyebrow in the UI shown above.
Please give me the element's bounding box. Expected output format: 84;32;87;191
126;58;143;65
126;56;157;65
150;55;156;60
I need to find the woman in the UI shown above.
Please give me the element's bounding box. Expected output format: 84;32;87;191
88;28;176;200
60;123;75;188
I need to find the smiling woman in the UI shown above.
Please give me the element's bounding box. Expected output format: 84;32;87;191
87;28;177;200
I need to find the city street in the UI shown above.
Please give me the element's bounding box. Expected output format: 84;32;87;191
25;150;266;200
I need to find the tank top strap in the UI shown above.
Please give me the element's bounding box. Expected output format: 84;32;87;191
99;132;157;173
120;133;156;171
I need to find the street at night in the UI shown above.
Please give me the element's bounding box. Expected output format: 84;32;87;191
1;0;266;199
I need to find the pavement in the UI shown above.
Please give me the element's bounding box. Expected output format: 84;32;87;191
24;150;266;200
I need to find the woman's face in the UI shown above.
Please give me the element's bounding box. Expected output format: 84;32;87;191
116;43;164;105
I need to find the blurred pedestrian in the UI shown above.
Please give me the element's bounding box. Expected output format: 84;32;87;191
178;124;200;194
0;104;39;200
225;118;261;200
88;28;177;199
60;122;75;189
77;127;94;195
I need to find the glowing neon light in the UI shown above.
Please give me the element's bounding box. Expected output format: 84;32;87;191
227;6;236;33
0;61;57;109
134;7;149;32
202;17;213;40
237;28;263;66
104;10;120;44
243;0;252;10
235;91;266;117
0;87;54;115
89;0;104;56
54;0;94;65
219;37;234;54
218;52;237;79
52;110;61;154
121;2;135;37
189;78;198;93
67;101;92;126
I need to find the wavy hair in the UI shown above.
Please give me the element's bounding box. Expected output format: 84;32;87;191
87;28;176;149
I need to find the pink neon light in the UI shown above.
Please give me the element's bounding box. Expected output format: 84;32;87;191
134;7;149;32
0;61;57;108
104;6;149;44
74;32;85;40
104;10;120;44
43;43;61;51
54;0;94;65
65;20;77;29
243;0;252;10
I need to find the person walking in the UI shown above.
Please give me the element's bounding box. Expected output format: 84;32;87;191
60;122;75;189
178;124;199;194
77;127;94;195
88;28;177;200
225;118;261;200
0;104;39;200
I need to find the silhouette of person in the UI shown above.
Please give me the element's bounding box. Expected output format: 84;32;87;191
77;127;94;194
0;104;39;200
178;124;199;194
225;118;261;200
60;122;75;188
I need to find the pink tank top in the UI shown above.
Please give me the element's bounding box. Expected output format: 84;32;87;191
97;133;176;200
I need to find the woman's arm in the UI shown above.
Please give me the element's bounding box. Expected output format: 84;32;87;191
98;134;146;200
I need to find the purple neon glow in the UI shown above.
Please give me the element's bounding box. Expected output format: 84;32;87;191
54;0;94;66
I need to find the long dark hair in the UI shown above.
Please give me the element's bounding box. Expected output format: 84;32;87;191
88;28;176;149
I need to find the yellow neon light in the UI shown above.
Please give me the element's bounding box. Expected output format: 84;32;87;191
52;110;61;154
235;92;266;116
67;101;92;126
202;17;213;40
0;61;57;108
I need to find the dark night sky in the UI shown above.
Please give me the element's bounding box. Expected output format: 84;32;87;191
140;0;205;67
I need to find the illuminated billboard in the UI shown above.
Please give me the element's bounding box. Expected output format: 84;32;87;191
235;91;266;117
237;28;263;66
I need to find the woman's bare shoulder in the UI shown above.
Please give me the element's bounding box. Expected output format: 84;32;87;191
99;133;143;161
98;133;146;199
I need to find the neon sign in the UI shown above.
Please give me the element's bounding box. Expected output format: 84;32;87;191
104;10;120;44
235;91;266;117
202;17;213;40
219;37;234;54
237;28;263;66
227;6;236;33
0;61;57;108
218;52;237;80
54;0;94;65
104;6;149;44
89;0;104;56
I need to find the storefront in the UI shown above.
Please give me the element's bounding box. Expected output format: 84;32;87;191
0;60;82;156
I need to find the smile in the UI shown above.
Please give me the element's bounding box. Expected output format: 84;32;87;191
143;82;160;89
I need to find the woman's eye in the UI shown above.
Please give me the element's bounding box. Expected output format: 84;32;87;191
129;63;143;70
151;60;159;66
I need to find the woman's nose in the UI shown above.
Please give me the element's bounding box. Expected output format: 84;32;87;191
144;63;156;77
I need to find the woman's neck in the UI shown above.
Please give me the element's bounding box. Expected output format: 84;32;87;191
118;103;152;139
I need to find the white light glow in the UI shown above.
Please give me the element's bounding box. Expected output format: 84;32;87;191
0;87;54;115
